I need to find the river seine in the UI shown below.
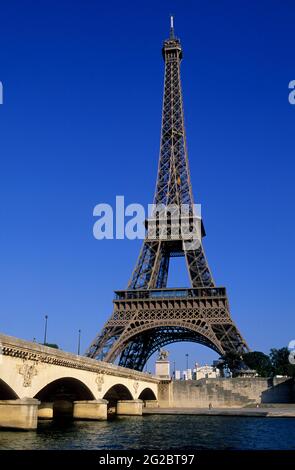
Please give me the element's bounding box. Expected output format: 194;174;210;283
0;415;294;450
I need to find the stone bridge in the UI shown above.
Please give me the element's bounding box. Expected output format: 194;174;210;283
0;333;160;430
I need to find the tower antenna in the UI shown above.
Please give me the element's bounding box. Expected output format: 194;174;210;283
170;15;175;39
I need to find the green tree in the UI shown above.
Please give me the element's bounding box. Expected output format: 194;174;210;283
242;351;272;377
43;343;59;349
222;352;244;375
270;347;295;377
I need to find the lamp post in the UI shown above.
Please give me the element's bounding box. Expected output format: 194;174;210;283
185;353;189;370
77;329;81;355
43;315;48;345
173;361;176;380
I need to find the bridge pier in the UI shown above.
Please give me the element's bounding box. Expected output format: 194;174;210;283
117;399;143;416
0;399;40;430
53;399;73;417
143;399;159;408
38;402;53;419
73;400;108;420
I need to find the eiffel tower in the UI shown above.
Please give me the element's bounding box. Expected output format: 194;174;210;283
86;17;249;370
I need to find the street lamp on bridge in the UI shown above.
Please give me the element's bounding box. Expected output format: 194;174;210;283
77;329;81;355
43;315;48;345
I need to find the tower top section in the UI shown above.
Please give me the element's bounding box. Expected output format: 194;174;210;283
162;15;182;61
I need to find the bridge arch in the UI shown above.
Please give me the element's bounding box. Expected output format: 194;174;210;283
35;377;95;401
102;383;134;415
34;377;95;418
103;383;133;402
0;378;19;400
138;387;157;401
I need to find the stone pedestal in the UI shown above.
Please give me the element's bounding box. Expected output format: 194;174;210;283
38;402;54;419
158;380;172;407
117;399;143;416
155;360;170;379
73;400;108;420
0;398;40;430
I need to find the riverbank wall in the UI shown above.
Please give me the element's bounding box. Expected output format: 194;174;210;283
158;377;294;408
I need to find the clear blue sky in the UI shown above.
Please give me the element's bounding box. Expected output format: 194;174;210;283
0;0;294;372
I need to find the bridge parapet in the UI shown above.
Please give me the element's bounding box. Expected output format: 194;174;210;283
0;333;159;384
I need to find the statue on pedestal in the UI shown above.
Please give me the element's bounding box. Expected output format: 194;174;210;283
158;349;169;361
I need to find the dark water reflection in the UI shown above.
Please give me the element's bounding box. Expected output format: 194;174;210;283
0;415;294;450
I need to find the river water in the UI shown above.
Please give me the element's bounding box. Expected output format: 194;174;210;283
0;415;294;450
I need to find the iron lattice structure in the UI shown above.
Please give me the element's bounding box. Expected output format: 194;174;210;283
86;20;249;370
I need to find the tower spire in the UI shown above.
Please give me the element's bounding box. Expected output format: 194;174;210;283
170;15;175;39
